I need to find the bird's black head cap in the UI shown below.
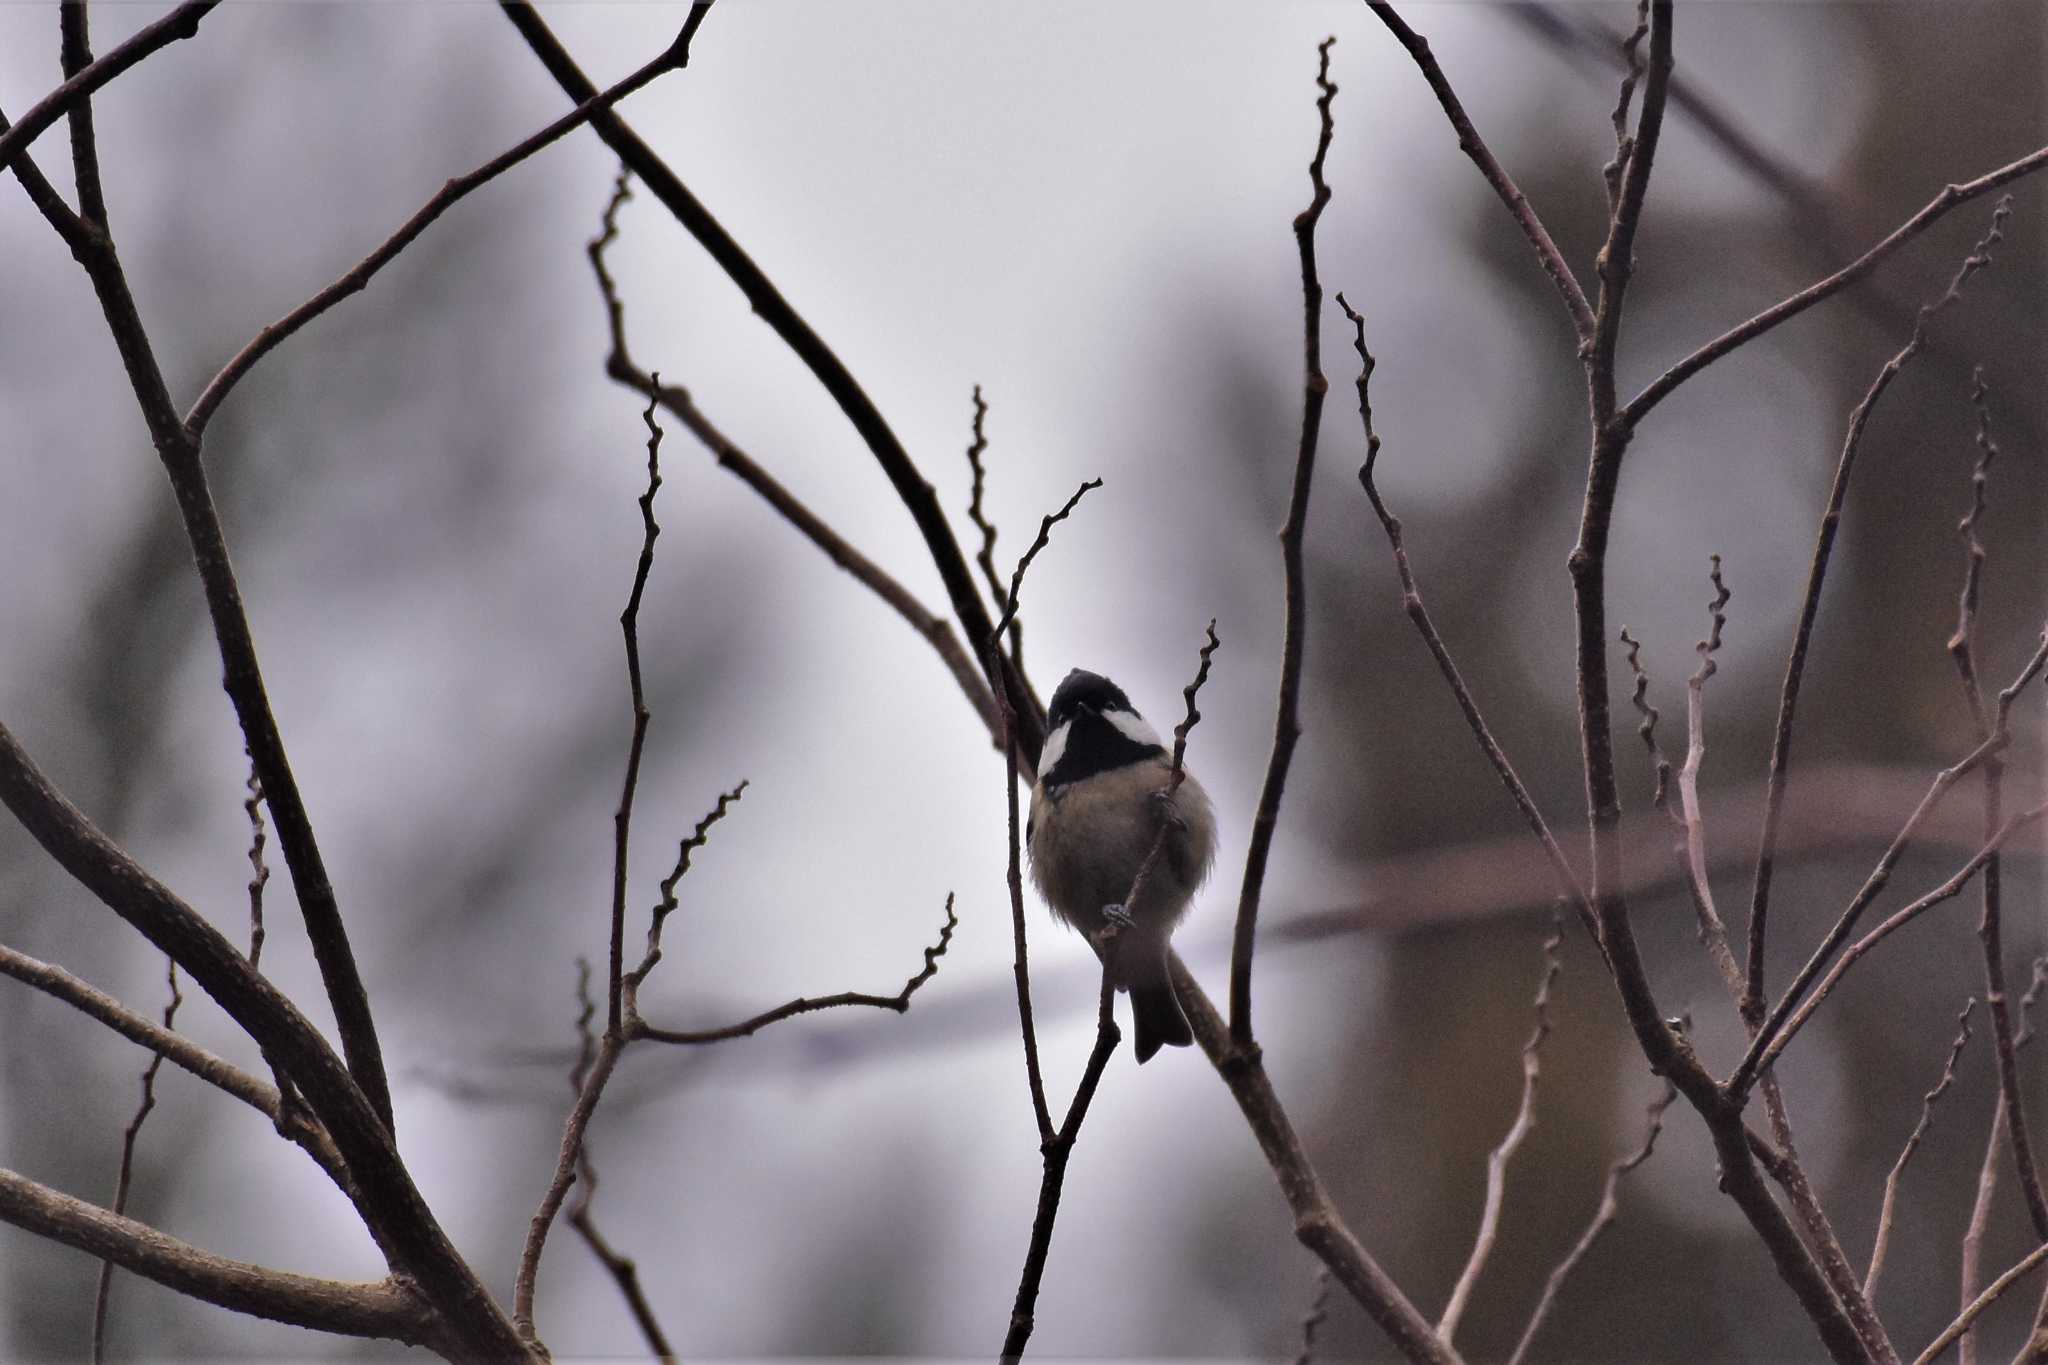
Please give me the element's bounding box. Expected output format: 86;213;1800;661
1047;669;1138;731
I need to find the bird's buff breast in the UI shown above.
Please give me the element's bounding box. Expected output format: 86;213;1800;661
1027;762;1214;936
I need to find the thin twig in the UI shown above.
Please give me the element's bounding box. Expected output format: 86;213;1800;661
1732;625;2046;1098
184;7;715;438
1678;558;1742;992
583;175;1001;742
1439;914;1562;1344
1120;621;1221;921
565;961;674;1361
1232;35;1334;1049
1913;1242;2048;1365
1739;197;2011;1032
1601;0;1651;210
630;897;955;1044
1945;371;2048;1243
1748;796;2048;1080
1506;1082;1677;1365
1344;295;1597;950
607;386;666;1037
242;751;269;968
989;477;1103;1146
1866;1000;1975;1305
91;955;182;1363
499;1;1044;755
1626;151;2048;424
1961;957;2047;1364
1364;3;1594;340
962;385;1027;677
622;783;749;1001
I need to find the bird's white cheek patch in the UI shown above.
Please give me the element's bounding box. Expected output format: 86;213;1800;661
1038;720;1071;781
1107;709;1163;750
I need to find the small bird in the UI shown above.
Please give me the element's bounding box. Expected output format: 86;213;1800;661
1028;668;1217;1062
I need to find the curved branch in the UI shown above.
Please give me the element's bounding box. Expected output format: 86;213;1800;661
0;1168;437;1348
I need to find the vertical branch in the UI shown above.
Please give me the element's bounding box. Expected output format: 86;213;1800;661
1232;36;1335;1050
962;385;1024;672
1742;197;2012;1025
1960;956;2047;1365
1944;371;2048;1243
1293;1267;1333;1365
1438;914;1562;1345
90;956;182;1363
608;386;666;1038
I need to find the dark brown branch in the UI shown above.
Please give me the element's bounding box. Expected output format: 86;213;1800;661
0;944;346;1187
0;723;528;1359
1363;3;1594;341
242;751;269;967
0;1;217;179
1000;960;1122;1362
93;954;182;1362
1344;295;1597;950
588;175;980;726
1233;37;1334;1049
184;7;714;439
1740;197;2011;1032
962;384;1028;682
622;783;748;1000
1506;1081;1675;1365
1600;0;1651;211
1625;152;2048;425
1173;955;1459;1364
1439;915;1562;1344
498;1;1043;758
0;1169;438;1348
58;0;110;230
20;92;396;1136
990;478;1104;1146
1866;1000;1975;1306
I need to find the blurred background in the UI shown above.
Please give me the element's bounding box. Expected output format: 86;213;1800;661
2;2;2044;1359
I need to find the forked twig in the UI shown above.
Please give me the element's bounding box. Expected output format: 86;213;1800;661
1866;1000;1975;1304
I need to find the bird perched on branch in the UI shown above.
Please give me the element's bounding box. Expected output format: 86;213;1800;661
1028;669;1217;1062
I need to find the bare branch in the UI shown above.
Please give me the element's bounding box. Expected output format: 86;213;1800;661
1232;36;1335;1049
631;896;956;1045
184;7;716;438
623;782;749;1000
1961;957;2046;1365
1740;197;2012;1031
1439;915;1562;1344
584;173;1002;739
1344;295;1597;952
1913;1242;2048;1365
1625;154;2048;424
1507;1082;1676;1365
499;0;1043;755
1294;1267;1334;1365
0;1168;437;1348
1363;3;1594;340
1866;1000;1974;1305
93;954;183;1362
0;1;218;179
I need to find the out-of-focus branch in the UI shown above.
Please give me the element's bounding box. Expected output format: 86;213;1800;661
583;173;999;742
1233;36;1335;1049
1363;3;1594;341
1739;198;2012;1035
498;1;1043;757
1961;957;2045;1365
1439;916;1561;1345
1625;156;2048;424
1506;1081;1675;1365
0;1170;437;1348
0;0;217;178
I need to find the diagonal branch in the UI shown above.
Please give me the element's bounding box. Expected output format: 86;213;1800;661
1363;3;1594;341
0;0;217;178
